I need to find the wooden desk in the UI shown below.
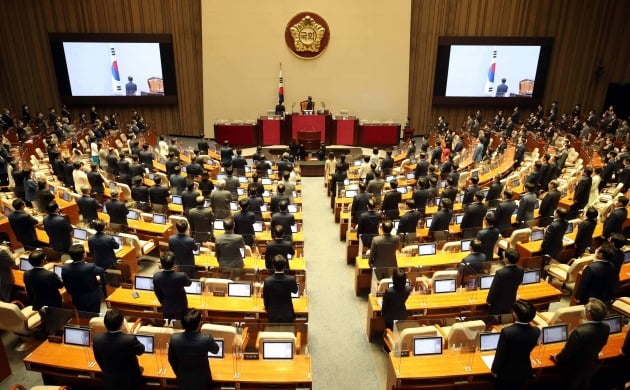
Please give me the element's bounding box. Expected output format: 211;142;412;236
194;254;306;270
97;212;174;241
366;281;562;339
24;341;312;389
386;329;627;389
515;224;604;259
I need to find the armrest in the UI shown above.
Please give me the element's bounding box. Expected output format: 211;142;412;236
128;318;143;333
296;331;301;355
434;324;448;340
383;328;394;352
11;300;24;309
240;326;249;351
533;312;553;325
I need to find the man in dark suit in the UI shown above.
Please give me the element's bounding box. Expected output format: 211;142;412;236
462;176;480;205
61;244;104;313
263;255;299;323
414;153;429;178
574;207;598;258
93;308;145;390
487;248;524;315
477;213;500;263
485;174;503;205
494;190;517;237
130;176;150;209
513;138;526;167
350;182;372;224
168;220;196;276
599;152;617;190
429;198;453;233
603;195;628;238
210;180;232;220
430;141;442;165
381;180;402;220
231;149;247;174
412;178;429;215
265;225;295;270
77;186;101;223
491;300;540;389
23;250;63;310
270;183;290;213
516;183;537;227
215;217;245;269
461;239;486;274
184;157;204;178
138;144;155;170
165;153;179;177
552;298;611;390
460;192;487;236
105;190;128;228
538;180;561;220
35;179;55;213
149;177;170;209
187;196;214;243
271;200;296;241
129;155;144;178
43;201;73;254
105;149;119;177
571;167;592;212
441;177;458;203
574;245;618;305
8;199;41;249
541;207;569;259
220;140;233;166
397;200;421;245
168;309;219;390
87;220;119;270
369;220;400;280
234;198;256;247
357;199;381;248
153;251;192;320
180;181;200;216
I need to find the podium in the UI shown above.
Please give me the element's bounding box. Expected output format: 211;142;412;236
334;117;358;145
285;114;332;145
258;117;283;146
358;123;400;146
214;122;258;147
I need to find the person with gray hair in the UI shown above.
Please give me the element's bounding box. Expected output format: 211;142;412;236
210;179;231;219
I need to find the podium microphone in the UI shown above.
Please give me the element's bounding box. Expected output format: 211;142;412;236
291;102;296;114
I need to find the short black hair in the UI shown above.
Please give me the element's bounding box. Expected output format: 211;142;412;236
382;220;394;234
160;251;175;269
181;309;202;332
239;198;249;210
273;224;285;239
69;244;85;261
470;239;483;253
505;248;520;264
47;201;59;213
223;217;235;231
176;219;188;233
104;308;125;331
513;299;536;322
92;219;106;232
392;268;407;289
273;254;287;272
28;249;46;267
12;198;24;210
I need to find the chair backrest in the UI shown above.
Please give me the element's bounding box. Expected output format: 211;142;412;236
431;270;458;285
567;256;595;283
35;147;45;159
117;183;132;202
200;323;240;353
115;139;124;150
256;331;297;354
168;215;189;232
457;171;470;189
401;245;418;256
377;278;393;293
446;320;486;349
119;232;143;257
548;305;585;331
441;241;461;253
398;325;440;352
203;278;231;293
509;228;532;247
147;77;164;93
0;302;29;335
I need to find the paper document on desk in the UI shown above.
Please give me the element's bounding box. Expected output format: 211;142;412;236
562;236;574;245
481;355;495;370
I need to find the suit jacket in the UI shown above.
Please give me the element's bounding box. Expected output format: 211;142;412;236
210;189;232;219
87;171;105;194
43;214;73;252
270;193;290;214
381;190;402;220
105;199;128;225
181;190;199;215
366;178;385;203
412;188;429;212
149;185;170;205
603;207;628;237
170;174;186;195
573;175;592;210
441;186;457;203
168;331;219;390
131;185;150;203
574;218;597;257
265;239;295;269
215;232;245;268
187;206;214;242
460;202;487;231
234;210;256;244
429;209;452;232
153;270;191;319
398;210;421;234
491;322;540;382
77;195;101;222
477;227;500;263
538;190;561;219
138;150;154;169
541;218;568;258
369;234;400;270
414;160;429;178
351;192;372;222
36;189;55;212
430;147;442;165
8;210;38;246
574;260;617;304
381;286;411;324
88;232;119;270
486;265;524;314
263;272;298;323
516;192;537;224
93;332;145;390
271;211;295;239
168;233;196;267
184;162;203;177
462;251;487;273
462;184;479;205
514;144;526;163
61;261;104;312
357;210;380;240
129;162;144;178
555;321;610;387
495;199;517;234
24;267;63;310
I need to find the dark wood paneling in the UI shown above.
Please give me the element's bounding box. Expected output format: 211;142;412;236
0;0;202;137
409;0;630;135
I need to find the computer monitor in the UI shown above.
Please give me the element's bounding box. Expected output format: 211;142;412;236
406;173;415;180
479;275;495;290
48;184;55;193
64;326;91;347
253;222;263;232
531;230;544;241
19;258;33;271
184;280;202;295
418;242;437;256
287;204;298;213
456;194;464;203
238;176;248;183
260;204;268;212
471;170;479;179
261;178;272;185
262;190;270;197
345;190;357;198
229;202;238;211
438;180;447;189
109;182;118;191
245;166;251;173
534;199;540;209
134;276;154;291
433;279;457;294
479;332;501;351
455;214;464;224
192;243;200;256
413;336;443;356
171;195;182;205
181;166;187;174
113;235;123;247
203;199;211;208
353;160;362;167
481;188;489;198
102;204;107;213
237;188;245;196
425;217;433;228
148;173;155;180
624;249;630;264
291;283;300;299
73;228;88;241
62;192;72;202
434;197;441;207
54;265;63;279
239;247;245;257
216;174;226;181
392;220;400;231
268;169;274;176
542;324;568;344
521;270;540;285
127;210;139;220
213;220;224;230
208;339;224;358
135;334;155;353
227;282;252;297
343;178;350;186
461;239;472;252
396;187;408;194
512;178;520;187
385;175;394;182
602;315;623;334
262;340;294;359
159;157;166;165
290;225;297;233
152;214;167;224
565;223;574;234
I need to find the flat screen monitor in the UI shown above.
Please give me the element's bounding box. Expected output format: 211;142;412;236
109;182;118;191
418;242;437;256
171;195;182;205
73;228;88;241
262;190;270;197
152;214;166;224
385;175;394;182
213;220;224;230
345;190;357;198
49;33;178;105
203;199;211;208
425;217;433;228
229;202;238;211
237;188;245;196
216;174;226;181
260;204;268;212
262;340;294;359
542;324;568;344
531;229;544;241
343;178;350;186
479;275;495;290
521;270;540;285
479;332;501;351
353;160;362;166
148;173;155;180
62;192;72;202
102;204;107;213
406;173;416;180
392;220;400;231
291;283;300;299
49;184;55;193
253;222;263;232
438;180;447;189
239;247;245;257
261;178;272;185
396;187;408;194
208;339;224;358
54;265;63;279
227;282;251;297
290;225;297;233
602;315;622;334
19;258;33;271
434;197;441;207
413;336;443;356
113;235;123;247
135;275;154;291
471;170;479;179
434;279;457;294
461;239;472;252
64;326;91;347
127;209;139;220
455;214;464;224
184;280;202;295
238;176;248;183
135;334;155;353
192;243;200;255
287;204;298;213
565;223;574;234
624;249;630;264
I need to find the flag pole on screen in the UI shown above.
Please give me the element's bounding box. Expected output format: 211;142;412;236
110;45;122;94
484;47;497;96
278;62;284;104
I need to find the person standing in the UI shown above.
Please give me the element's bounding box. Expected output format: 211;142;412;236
494;190;517;237
540;207;569;260
516;183;537;228
93;308;145;390
8;199;40;250
168;309;220;390
603;195;628;238
23;250;64;309
43;201;73;255
263;255;298;324
476;213;500;263
187;196;214;243
104;190;128;229
125;76;137;96
381;268;411;330
168;220;196;277
369;220;400;280
153;251;192;321
574;207;598;258
77;186;101;223
61;244;104;313
538;180;561;221
571;167;592;213
214;217;245;269
87;220;119;270
264;225;295;270
486;248;524;315
574;245;618;305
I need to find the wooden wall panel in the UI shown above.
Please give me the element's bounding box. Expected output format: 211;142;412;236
409;0;630;135
0;0;202;137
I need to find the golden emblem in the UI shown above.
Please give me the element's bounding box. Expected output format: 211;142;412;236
289;16;326;53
